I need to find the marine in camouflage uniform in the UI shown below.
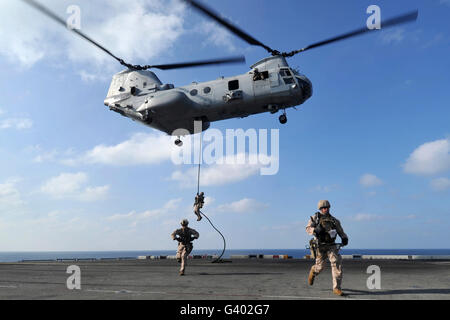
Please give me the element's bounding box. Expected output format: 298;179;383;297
306;200;349;296
171;219;200;275
193;192;205;221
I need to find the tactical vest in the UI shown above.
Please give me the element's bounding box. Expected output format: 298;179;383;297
178;228;194;245
313;212;338;244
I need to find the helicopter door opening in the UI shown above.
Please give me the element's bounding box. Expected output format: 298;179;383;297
253;71;270;103
253;70;269;81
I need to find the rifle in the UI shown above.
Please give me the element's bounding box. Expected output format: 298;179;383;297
306;240;344;259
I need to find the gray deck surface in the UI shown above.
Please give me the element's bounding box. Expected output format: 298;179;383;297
0;259;449;300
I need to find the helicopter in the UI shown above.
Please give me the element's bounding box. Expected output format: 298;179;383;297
22;0;418;147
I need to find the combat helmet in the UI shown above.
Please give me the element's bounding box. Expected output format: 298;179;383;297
318;200;331;210
180;219;189;226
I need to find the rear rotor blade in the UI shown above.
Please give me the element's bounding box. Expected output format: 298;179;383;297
284;10;418;57
184;0;277;55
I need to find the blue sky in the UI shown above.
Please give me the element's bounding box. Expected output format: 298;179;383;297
0;0;449;251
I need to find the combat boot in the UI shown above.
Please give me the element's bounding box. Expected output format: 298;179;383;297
308;268;316;286
179;270;185;276
333;288;344;296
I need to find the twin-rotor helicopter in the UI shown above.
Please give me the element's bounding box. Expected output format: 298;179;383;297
23;0;418;146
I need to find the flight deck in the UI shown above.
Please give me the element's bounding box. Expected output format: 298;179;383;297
0;258;448;300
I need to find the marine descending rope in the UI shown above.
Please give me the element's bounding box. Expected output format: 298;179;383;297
196;134;227;263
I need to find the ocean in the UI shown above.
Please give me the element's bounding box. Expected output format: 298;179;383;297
0;249;449;263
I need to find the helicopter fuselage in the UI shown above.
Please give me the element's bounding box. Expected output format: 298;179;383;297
104;55;312;135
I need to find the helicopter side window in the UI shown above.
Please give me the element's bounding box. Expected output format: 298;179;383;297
190;89;198;96
284;78;295;84
280;69;294;85
279;69;292;77
203;87;211;94
228;80;239;91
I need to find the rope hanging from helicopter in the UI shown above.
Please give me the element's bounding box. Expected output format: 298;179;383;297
195;133;227;263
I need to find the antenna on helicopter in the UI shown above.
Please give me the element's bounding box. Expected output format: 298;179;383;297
184;0;418;58
20;0;246;71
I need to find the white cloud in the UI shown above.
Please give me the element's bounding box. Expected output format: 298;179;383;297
422;33;445;49
430;177;450;191
171;153;274;188
0;179;24;208
311;184;339;193
33;150;59;163
352;213;382;222
0;0;186;70
27;146;75;164
106;198;182;225
106;212;136;222
216;198;268;214
380;28;406;44
78;186;110;202
78;70;107;83
64;132;175;166
41;172;88;196
359;174;383;187
197;21;237;52
204;196;215;207
403;138;450;175
40;172;109;202
0;118;33;130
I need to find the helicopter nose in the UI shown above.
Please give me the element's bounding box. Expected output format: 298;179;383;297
297;75;313;100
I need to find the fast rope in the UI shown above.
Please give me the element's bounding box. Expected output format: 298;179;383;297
196;133;227;263
199;210;226;263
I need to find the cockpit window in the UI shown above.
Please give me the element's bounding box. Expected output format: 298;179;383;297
280;68;295;85
280;69;292;77
283;78;294;84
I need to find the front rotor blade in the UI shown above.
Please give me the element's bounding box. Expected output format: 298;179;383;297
150;56;246;70
184;0;277;55
284;10;418;57
21;0;125;65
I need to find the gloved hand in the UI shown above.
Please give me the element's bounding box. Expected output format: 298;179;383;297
342;237;348;246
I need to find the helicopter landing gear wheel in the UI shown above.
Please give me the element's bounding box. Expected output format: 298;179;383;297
175;138;183;147
279;113;287;124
